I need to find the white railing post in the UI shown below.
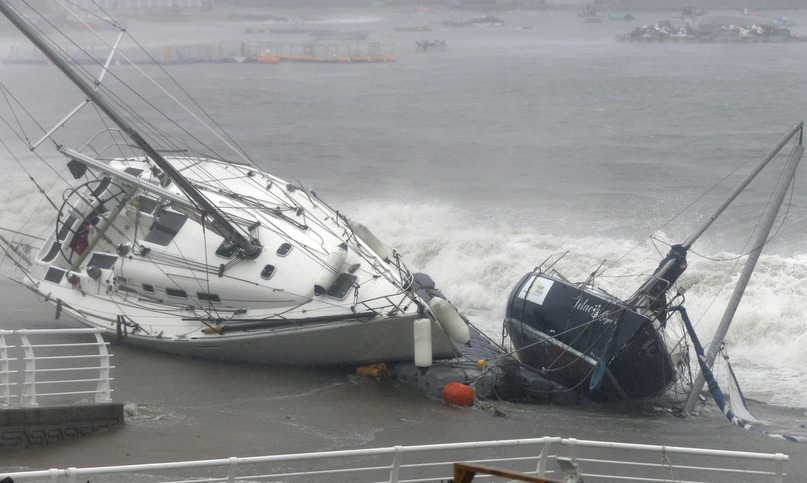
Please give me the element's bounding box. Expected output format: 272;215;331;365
775;453;786;483
0;333;11;408
93;331;112;403
67;466;78;483
565;438;578;460
226;456;238;483
20;333;37;407
388;445;403;483
536;436;551;476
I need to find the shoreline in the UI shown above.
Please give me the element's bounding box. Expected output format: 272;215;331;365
1;278;805;477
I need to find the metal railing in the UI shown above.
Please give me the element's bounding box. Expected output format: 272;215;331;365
0;436;789;482
0;328;113;408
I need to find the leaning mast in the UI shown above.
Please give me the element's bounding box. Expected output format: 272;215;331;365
684;125;804;414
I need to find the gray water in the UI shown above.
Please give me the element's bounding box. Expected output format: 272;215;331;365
1;5;807;478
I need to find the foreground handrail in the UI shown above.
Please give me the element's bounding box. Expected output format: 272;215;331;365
0;436;788;483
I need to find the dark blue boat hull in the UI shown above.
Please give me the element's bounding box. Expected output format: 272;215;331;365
505;272;676;401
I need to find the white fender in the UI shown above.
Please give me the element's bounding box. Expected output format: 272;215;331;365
314;243;348;296
348;220;392;262
428;297;470;344
413;318;432;368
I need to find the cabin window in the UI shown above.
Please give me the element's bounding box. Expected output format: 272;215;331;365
276;243;293;257
261;264;276;279
88;253;118;269
144;211;187;246
58;215;76;241
44;267;65;284
166;288;187;299
327;273;357;299
42;241;60;263
142;284;155;293
198;293;221;304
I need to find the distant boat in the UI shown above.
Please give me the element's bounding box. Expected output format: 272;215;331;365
608;12;634;21
311;30;370;41
774;17;797;27
578;5;601;23
465;16;505;27
226;13;290;22
395;26;432;32
266;26;318;35
415;39;446;51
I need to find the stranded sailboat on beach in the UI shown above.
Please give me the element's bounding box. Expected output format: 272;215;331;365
0;1;478;368
505;124;804;404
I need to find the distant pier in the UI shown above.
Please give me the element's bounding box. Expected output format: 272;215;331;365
2;40;395;65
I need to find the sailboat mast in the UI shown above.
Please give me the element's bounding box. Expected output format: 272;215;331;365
681;122;804;250
684;136;803;414
0;1;262;259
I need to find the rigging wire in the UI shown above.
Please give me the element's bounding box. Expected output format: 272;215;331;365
596;132;794;280
51;0;257;168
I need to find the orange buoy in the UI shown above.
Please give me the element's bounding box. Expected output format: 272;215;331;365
442;382;474;406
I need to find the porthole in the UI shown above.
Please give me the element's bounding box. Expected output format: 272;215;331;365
261;264;276;279
276;243;293;257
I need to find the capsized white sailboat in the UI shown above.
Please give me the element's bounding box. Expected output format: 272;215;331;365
0;1;472;367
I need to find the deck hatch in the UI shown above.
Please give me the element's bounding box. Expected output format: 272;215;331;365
145;211;187;246
44;267;65;283
327;273;357;299
137;196;159;214
88;253;118;269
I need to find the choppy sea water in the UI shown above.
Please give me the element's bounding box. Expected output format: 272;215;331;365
1;6;807;466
